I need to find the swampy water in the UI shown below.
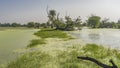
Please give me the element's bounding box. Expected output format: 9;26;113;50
70;28;120;49
0;29;38;64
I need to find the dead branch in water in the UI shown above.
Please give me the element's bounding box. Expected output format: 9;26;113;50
77;56;118;68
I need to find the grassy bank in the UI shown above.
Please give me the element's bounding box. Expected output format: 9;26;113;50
6;44;120;68
27;28;72;47
34;28;72;39
27;39;46;47
5;28;120;68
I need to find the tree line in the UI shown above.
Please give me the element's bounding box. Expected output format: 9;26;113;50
45;9;120;30
1;9;120;30
0;22;48;28
46;9;82;30
87;15;120;28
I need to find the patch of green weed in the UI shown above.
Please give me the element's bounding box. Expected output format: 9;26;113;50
27;39;46;47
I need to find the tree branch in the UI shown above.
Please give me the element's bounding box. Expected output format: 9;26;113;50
77;56;118;68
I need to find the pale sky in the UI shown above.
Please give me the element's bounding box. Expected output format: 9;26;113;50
0;0;120;24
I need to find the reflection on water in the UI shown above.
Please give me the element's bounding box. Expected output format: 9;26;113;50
88;33;100;40
70;29;120;49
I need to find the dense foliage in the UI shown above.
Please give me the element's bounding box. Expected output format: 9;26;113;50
46;9;82;31
86;15;120;28
87;15;101;28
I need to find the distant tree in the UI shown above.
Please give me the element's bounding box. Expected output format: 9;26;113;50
111;22;117;28
1;23;11;27
117;19;120;24
22;24;27;27
46;21;51;28
117;24;120;28
34;22;40;28
82;22;87;26
87;15;101;28
0;23;1;27
27;22;35;28
47;10;56;28
11;23;21;27
40;23;48;28
74;16;82;28
54;19;66;30
117;19;120;28
100;18;109;28
53;13;66;30
64;16;74;30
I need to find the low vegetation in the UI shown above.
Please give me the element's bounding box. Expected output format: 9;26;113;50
6;44;120;68
34;28;71;39
27;39;46;47
27;28;72;47
6;52;51;68
4;28;120;68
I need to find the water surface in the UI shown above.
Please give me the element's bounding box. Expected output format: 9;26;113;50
70;28;120;49
0;29;38;64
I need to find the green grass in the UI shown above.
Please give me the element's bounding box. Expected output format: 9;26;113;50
56;44;120;68
6;52;51;68
34;28;72;39
6;44;120;68
27;39;46;47
5;28;120;68
27;28;72;47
